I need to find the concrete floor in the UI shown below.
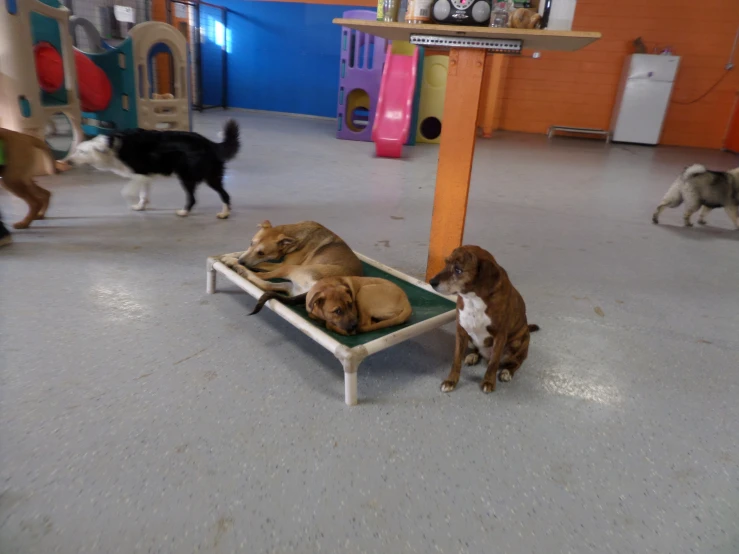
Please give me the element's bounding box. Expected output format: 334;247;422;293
1;111;738;554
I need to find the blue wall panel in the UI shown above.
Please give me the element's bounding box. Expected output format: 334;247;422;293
199;3;226;107
203;0;364;117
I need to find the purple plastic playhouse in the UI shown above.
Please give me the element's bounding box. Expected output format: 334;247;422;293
336;10;388;141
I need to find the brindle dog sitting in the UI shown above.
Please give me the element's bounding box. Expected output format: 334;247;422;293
429;245;539;393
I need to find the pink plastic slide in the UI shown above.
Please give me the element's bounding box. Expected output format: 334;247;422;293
372;46;419;158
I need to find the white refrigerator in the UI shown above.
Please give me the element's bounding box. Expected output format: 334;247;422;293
610;54;680;145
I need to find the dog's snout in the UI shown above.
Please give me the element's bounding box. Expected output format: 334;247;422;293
429;276;440;288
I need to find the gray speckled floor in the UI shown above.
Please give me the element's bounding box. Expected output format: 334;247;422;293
1;111;738;554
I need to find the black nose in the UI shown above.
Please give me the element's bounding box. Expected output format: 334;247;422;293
348;323;358;334
429;277;439;288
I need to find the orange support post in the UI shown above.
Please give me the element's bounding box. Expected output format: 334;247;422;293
425;47;486;280
477;54;509;138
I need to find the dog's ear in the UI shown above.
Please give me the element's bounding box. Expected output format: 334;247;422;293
258;220;272;229
477;258;500;284
307;291;326;314
340;284;354;302
93;136;110;153
277;234;296;248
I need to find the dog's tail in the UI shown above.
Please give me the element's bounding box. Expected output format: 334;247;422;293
249;292;308;316
217;120;240;162
682;164;707;180
528;324;540;333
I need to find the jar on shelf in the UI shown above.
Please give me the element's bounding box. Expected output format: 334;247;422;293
489;0;511;27
405;0;433;23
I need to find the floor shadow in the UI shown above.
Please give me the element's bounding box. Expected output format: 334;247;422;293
655;222;739;241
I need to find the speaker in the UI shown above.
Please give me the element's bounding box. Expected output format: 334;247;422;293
432;0;491;25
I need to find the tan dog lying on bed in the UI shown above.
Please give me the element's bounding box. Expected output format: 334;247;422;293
0;128;56;229
307;277;412;335
250;276;412;336
220;220;363;296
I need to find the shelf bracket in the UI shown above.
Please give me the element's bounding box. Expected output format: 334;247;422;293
410;34;522;54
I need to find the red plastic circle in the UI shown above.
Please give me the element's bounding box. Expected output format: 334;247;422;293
73;50;112;112
33;42;113;112
34;42;64;93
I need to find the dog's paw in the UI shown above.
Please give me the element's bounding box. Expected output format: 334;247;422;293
175;209;189;217
684;221;693;228
499;369;512;382
464;352;481;366
12;221;30;230
651;216;659;225
217;205;231;220
440;380;457;393
131;203;148;212
220;256;238;267
480;380;496;393
698;219;707;226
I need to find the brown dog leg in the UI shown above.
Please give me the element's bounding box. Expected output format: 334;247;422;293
481;335;507;393
250;261;284;272
464;346;481;366
30;181;52;219
233;264;295;293
441;320;469;393
8;180;42;229
499;334;530;382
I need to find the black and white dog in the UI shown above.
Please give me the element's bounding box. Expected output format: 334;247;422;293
68;120;240;218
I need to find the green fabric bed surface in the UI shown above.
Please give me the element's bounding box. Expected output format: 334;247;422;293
260;261;456;348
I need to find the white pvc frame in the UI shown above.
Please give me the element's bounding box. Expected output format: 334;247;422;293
207;252;457;406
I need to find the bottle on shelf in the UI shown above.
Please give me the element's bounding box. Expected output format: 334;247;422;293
539;0;552;28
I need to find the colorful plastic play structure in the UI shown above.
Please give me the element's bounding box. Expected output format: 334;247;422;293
0;0;191;163
335;10;446;158
372;42;419;158
336;10;387;143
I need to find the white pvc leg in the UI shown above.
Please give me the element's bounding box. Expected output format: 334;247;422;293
344;371;358;406
206;265;216;294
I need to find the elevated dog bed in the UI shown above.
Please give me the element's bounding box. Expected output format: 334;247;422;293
207;252;457;405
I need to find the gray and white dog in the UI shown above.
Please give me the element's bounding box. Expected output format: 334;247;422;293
652;164;739;228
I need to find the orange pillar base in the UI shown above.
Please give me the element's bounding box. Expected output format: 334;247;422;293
425;48;486;281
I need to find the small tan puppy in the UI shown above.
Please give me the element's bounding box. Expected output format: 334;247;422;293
221;220;363;296
306;277;412;335
0;128;56;229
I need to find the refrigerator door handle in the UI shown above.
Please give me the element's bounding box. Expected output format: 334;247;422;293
629;71;655;80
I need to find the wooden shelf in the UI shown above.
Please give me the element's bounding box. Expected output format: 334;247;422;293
332;19;600;52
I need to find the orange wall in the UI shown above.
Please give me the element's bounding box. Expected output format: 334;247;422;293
500;0;739;149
